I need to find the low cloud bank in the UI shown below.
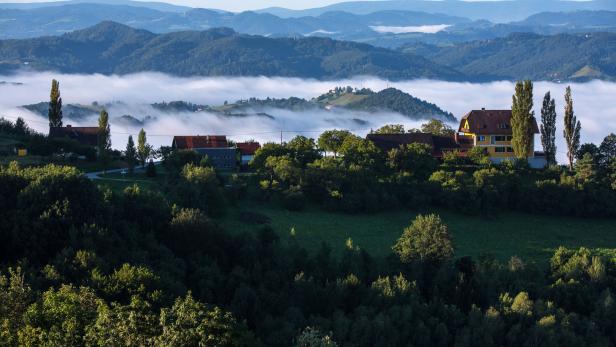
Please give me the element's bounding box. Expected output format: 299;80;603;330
1;72;615;163
370;24;451;34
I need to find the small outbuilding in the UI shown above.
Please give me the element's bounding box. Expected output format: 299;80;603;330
172;135;237;169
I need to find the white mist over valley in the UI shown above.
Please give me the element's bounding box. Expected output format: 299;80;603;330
1;72;615;163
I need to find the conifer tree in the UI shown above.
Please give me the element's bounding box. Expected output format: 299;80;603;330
540;91;557;165
48;79;63;127
511;80;534;159
97;109;111;172
125;135;137;175
137;128;152;167
563;86;581;170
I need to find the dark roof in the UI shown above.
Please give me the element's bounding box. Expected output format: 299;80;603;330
366;133;460;158
459;109;540;135
237;142;261;155
49;126;98;146
173;135;229;149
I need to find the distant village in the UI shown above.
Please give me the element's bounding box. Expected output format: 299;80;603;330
45;107;547;170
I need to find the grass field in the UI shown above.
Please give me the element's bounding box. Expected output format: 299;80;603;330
220;200;616;264
0;155;127;172
83;172;616;264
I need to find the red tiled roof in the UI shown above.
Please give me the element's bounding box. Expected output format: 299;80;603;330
173;135;229;149
459;109;540;135
237;142;261;155
49;126;99;146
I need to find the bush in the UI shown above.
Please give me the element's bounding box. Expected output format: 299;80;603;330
282;187;307;211
146;160;157;177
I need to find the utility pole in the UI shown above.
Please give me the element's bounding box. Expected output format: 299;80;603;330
280;129;283;145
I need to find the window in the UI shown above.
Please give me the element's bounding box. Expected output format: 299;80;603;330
506;147;514;153
493;135;507;142
506;136;513;141
497;123;509;129
478;135;486;142
495;147;506;153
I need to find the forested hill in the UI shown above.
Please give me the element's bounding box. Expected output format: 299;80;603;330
403;32;616;82
21;87;455;122
0;21;464;81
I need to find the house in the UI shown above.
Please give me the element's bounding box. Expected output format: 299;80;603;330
237;142;261;166
366;133;467;158
458;109;546;168
49;125;98;146
172;135;237;169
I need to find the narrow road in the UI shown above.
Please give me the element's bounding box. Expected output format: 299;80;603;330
84;167;130;180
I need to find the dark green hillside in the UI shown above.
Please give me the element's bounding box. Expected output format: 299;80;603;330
405;32;616;81
345;87;456;121
0;21;464;80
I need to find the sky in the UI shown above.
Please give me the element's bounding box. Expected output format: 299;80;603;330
0;0;360;11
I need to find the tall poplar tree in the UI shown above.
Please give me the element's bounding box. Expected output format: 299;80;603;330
97;109;111;172
540;91;557;165
137;128;152;167
125;135;137;175
511;80;534;159
48;79;63;127
563;86;581;170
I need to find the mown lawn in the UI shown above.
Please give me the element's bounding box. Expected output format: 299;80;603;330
220;200;616;263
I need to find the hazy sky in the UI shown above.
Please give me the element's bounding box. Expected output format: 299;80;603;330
0;0;362;11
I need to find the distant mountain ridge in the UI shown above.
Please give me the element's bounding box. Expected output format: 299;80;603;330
0;21;464;80
259;0;616;22
403;32;616;81
3;2;616;50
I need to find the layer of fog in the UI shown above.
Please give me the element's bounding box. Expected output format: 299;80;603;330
370;24;451;34
1;71;616;163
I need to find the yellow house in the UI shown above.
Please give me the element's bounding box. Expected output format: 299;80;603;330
458;109;539;160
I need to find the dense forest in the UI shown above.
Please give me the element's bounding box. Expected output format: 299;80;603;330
403;32;616;81
1;111;616;345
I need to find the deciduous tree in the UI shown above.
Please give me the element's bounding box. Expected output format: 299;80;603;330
511;80;534;159
563;86;581;170
48;79;63;127
393;214;454;263
97;109;111;172
125;135;137;175
372;124;405;134
540;91;557;165
420;119;455;136
137;128;152;167
317;130;352;157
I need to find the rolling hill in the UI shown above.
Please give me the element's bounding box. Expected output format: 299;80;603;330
21;87;455;122
403;32;616;81
0;21;464;80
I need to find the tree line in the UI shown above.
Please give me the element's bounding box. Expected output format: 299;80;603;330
1;157;615;346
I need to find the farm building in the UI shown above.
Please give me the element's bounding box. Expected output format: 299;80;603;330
172;135;237;169
367;132;470;159
458;109;546;168
49;125;98;146
237;142;261;166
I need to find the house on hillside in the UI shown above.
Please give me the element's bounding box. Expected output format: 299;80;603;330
172;135;237;169
367;132;469;159
458;108;546;168
49;125;98;147
237;142;261;167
